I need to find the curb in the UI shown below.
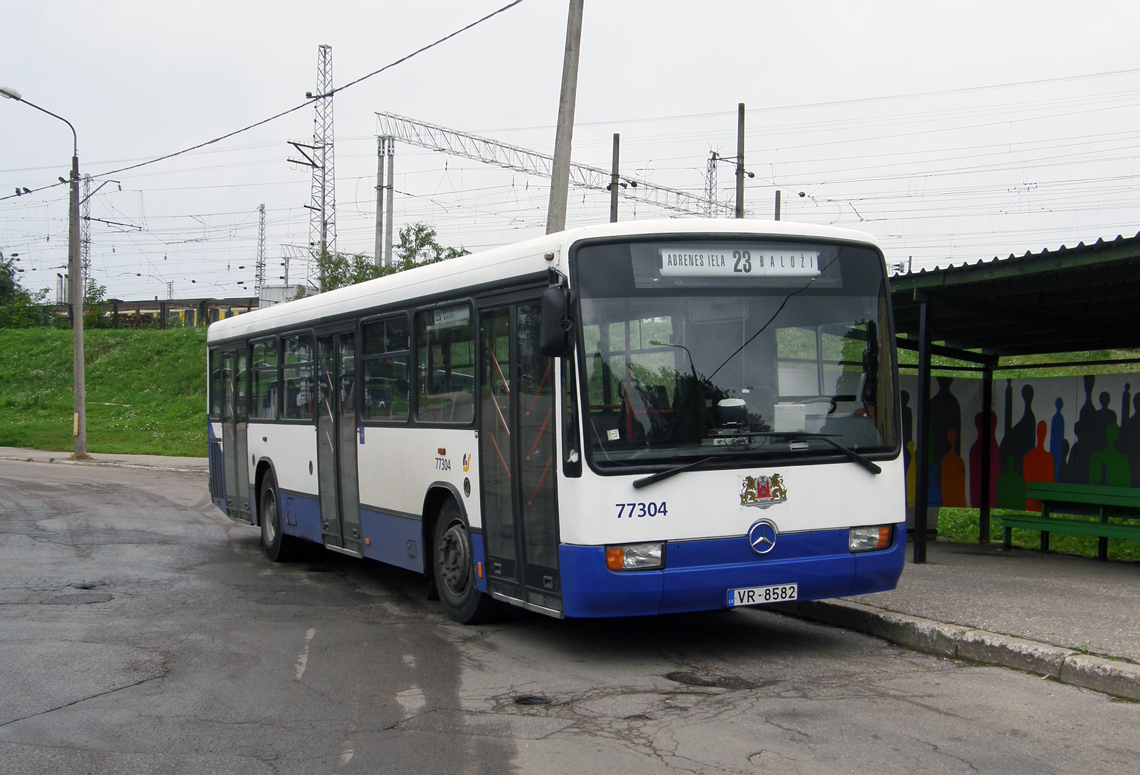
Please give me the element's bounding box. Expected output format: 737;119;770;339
776;599;1140;702
0;453;206;475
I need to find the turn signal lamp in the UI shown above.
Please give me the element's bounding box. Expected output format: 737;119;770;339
849;525;892;553
605;542;663;571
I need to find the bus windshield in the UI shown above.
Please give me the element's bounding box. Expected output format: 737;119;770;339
572;238;898;471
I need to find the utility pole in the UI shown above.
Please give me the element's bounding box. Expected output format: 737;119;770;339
385;137;394;267
546;0;584;235
0;86;88;458
735;103;745;219
255;204;266;296
774;190;781;221
380;138;389;268
609;133;619;223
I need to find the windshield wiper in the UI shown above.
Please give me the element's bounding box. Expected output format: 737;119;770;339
743;431;881;475
631;431;880;489
633;456;719;489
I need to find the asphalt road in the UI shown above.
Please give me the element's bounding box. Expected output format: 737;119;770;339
1;459;1137;775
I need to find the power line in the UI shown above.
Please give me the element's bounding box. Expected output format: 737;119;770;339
0;0;527;203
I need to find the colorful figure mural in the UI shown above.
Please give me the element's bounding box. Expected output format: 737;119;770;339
969;410;999;508
900;373;1140;513
940;430;967;507
1022;421;1054;511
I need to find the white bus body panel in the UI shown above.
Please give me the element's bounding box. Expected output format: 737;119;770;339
557;459;905;546
249;422;317;495
356;426;480;522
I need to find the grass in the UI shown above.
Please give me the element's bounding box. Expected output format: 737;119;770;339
937;506;1140;563
0;327;207;457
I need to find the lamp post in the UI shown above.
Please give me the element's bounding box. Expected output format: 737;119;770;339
1;86;88;458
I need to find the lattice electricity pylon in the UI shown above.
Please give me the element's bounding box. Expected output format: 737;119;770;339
81;174;91;290
290;44;338;287
705;151;719;218
375;112;744;219
255;204;266;296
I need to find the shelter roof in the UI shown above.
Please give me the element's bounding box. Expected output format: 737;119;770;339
890;233;1140;357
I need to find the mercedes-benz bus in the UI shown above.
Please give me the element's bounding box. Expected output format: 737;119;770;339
207;219;905;623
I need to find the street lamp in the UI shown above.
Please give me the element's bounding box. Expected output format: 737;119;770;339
1;85;88;459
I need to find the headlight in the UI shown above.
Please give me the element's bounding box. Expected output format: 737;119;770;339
605;542;664;571
849;525;892;553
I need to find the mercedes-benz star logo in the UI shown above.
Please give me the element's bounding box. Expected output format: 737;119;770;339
747;520;778;555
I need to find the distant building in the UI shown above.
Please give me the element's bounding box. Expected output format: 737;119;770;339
259;285;310;307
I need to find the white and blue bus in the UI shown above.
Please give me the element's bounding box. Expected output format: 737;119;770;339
207;219;905;623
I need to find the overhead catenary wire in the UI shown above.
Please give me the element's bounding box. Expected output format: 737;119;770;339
0;0;526;203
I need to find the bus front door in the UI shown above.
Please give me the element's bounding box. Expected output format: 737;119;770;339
479;302;561;614
317;332;363;555
223;349;252;523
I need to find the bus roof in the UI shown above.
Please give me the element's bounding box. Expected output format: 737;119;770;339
207;218;882;344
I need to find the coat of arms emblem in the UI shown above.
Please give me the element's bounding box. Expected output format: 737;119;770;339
740;473;788;509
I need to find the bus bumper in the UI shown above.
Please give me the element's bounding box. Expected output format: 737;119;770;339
559;525;905;618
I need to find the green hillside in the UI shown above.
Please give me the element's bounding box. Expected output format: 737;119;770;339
0;327;207;457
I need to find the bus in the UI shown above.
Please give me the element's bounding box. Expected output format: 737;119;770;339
207;219;905;623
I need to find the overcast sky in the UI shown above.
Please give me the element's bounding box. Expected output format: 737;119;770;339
4;1;1140;301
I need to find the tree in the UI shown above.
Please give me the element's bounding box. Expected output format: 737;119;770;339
314;250;383;293
0;253;52;327
314;223;470;293
395;222;470;266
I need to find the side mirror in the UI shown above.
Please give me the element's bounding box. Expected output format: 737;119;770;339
539;285;576;358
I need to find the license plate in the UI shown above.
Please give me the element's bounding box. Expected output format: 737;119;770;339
727;583;798;607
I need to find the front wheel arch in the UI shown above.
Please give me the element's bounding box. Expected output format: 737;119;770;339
431;498;497;624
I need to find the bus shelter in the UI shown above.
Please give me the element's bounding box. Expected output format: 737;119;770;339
890;233;1140;563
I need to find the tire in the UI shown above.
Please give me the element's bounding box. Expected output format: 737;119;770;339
433;499;497;624
260;472;300;562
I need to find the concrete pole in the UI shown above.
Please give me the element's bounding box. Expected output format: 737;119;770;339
735;103;745;219
69;153;86;457
384;138;394;267
774;190;781;221
1;88;88;457
609;133;619;223
374;136;384;267
546;0;584;235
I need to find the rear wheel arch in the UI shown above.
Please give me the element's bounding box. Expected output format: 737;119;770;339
252;459;276;526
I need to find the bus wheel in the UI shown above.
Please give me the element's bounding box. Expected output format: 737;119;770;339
433;499;496;624
260;473;299;562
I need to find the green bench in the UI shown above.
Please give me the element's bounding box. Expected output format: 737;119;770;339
1002;482;1140;560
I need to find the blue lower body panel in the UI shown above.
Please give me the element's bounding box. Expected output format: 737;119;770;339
360;508;423;573
852;523;907;595
280;491;322;544
472;533;488;594
560;525;906;618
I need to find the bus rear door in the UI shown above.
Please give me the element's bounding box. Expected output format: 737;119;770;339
316;331;363;555
479;301;561;614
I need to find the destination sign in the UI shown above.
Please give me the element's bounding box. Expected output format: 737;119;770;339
431;305;471;329
658;246;821;279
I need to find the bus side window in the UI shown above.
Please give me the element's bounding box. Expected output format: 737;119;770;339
415;304;475;424
282;334;314;420
250;339;279;420
361;316;410;422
